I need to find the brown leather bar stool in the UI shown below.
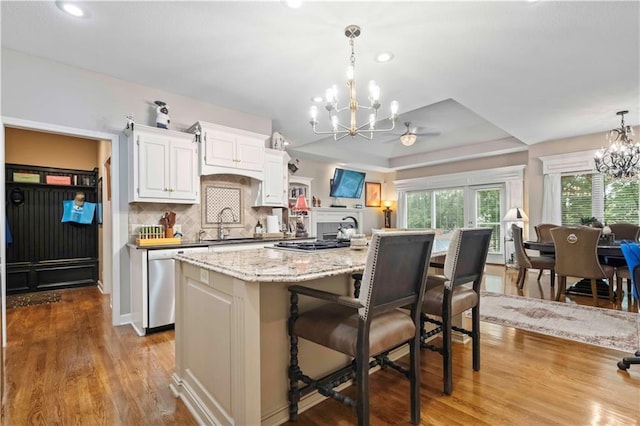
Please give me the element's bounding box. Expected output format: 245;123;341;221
352;273;363;298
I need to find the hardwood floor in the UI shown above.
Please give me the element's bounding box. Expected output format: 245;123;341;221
1;266;638;425
1;287;196;425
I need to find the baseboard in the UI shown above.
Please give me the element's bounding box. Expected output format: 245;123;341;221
116;313;132;327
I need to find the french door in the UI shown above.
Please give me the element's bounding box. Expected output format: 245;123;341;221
468;185;504;262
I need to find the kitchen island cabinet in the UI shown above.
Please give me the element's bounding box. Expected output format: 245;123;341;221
172;241;449;425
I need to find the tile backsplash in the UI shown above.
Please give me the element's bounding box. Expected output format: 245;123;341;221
128;174;275;242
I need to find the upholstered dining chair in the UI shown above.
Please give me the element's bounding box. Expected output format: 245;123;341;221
603;224;640;298
615;266;631;305
608;223;640;241
618;245;640;371
512;224;556;290
550;226;615;306
287;231;435;426
534;223;558;243
533;223;559;280
420;227;492;395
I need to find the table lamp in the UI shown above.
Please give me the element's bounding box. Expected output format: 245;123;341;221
292;195;310;237
383;200;393;228
503;207;528;238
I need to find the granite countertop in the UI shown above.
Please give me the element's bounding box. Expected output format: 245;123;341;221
175;239;450;283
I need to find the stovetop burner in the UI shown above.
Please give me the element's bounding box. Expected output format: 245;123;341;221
274;239;351;251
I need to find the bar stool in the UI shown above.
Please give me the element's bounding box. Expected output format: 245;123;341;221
352;273;362;298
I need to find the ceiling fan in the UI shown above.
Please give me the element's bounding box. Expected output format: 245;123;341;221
385;121;440;146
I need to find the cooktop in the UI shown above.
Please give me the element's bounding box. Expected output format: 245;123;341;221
273;240;351;251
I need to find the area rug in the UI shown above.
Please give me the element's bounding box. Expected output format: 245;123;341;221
476;291;640;353
6;291;62;309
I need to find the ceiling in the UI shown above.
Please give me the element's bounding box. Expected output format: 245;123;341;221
2;1;639;172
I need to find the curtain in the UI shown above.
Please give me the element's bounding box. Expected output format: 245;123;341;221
396;191;407;228
542;173;561;224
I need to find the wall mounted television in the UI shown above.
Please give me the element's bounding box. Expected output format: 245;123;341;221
329;168;366;199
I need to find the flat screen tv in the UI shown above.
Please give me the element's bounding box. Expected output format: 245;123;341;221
329;168;366;199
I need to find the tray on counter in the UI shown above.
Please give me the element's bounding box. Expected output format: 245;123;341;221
136;237;182;246
253;232;287;239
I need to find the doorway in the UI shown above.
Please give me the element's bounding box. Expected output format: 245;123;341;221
0;117;125;348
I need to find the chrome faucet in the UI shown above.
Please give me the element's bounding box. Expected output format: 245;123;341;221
218;207;237;240
197;229;206;243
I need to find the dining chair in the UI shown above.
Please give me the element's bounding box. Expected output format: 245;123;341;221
618;245;640;371
615;266;631;304
534;223;558;243
420;227;492;395
550;226;615;306
287;231;435;426
511;224;555;289
608;223;640;241
533;223;558;279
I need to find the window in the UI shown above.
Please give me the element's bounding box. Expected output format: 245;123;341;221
407;188;463;233
561;173;639;225
475;188;501;252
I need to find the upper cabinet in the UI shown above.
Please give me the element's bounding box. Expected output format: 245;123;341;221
187;121;267;181
126;124;199;204
253;149;290;207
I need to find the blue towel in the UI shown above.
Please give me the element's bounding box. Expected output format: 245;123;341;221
620;242;640;300
6;218;12;245
61;200;96;225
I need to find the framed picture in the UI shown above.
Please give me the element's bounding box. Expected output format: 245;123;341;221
365;182;381;207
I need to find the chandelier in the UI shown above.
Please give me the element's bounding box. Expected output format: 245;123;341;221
594;110;638;180
309;25;399;141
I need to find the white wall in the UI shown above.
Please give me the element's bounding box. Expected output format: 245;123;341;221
1;48;272;317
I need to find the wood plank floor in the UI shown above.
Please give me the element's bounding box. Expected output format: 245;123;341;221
1;266;638;425
1;286;197;425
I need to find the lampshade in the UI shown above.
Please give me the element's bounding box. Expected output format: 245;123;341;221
383;200;393;208
292;195;310;212
502;207;528;222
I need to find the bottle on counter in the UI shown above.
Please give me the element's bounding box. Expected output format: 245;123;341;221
255;220;263;234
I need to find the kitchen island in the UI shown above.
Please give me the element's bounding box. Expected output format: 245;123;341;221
172;241;449;425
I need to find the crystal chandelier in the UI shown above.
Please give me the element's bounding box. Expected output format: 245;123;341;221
309;25;399;141
594;110;638;180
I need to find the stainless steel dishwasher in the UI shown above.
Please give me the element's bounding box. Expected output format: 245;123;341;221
147;247;209;332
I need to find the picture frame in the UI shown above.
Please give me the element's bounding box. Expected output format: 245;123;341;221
365;182;381;207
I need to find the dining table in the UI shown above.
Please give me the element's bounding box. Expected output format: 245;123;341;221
523;240;629;299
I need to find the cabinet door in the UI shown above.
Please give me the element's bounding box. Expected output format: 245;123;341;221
236;136;264;171
138;133;170;199
204;129;236;168
170;140;198;201
262;151;286;206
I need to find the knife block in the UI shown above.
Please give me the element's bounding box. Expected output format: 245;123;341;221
165;227;174;238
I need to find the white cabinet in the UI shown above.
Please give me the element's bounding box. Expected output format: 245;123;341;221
253;149;289;207
188;121;267;181
126;124;199;204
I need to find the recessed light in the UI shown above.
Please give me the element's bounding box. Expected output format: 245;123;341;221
311;96;324;103
55;1;89;18
375;52;394;63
